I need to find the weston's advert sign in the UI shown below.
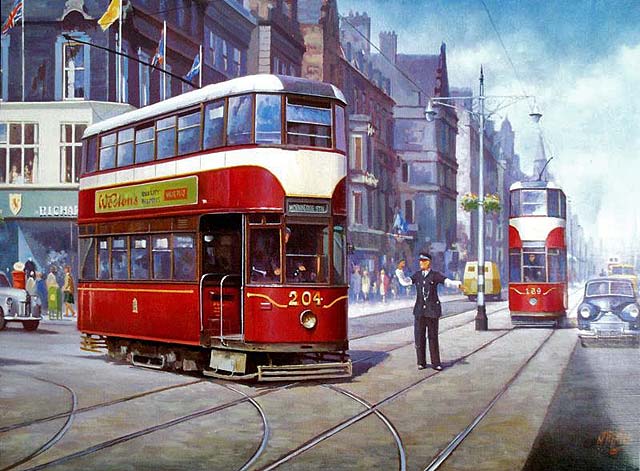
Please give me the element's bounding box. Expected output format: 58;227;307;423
95;176;198;213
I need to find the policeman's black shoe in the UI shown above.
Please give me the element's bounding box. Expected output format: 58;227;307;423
433;365;443;371
417;364;427;370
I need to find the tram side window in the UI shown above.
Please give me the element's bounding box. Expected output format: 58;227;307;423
285;224;328;283
510;190;521;217
99;133;116;170
286;98;332;148
249;228;280;283
135;125;155;163
203;100;225;149
131;236;150;279
79;238;96;280
523;250;546;282
152;235;172;279
255;94;282;144
227;95;253;145
173;234;196;280
178;110;201;155
509;249;521;282
112;236;128;279
98;237;110;279
157;116;177;160
335;105;347;152
117;128;134;167
548;248;566;282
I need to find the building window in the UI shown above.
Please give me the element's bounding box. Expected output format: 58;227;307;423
138;49;150;107
206;29;216;67
353;192;363;224
232;48;241;77
55;33;91;101
401;162;409;183
352;135;363;171
159;63;172;100
0;122;39;184
121;44;129;102
60;123;87;183
222;41;229;72
404;199;414;224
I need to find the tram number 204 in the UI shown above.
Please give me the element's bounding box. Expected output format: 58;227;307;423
525;286;542;295
289;290;322;307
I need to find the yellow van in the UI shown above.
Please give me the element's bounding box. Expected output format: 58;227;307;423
462;261;502;301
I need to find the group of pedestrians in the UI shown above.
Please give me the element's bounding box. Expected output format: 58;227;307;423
18;259;76;319
349;263;410;304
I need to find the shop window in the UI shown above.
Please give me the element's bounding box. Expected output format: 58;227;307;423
1;122;39;184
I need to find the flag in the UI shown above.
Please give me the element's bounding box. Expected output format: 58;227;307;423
151;29;165;67
97;0;120;31
1;0;23;36
392;211;409;234
184;52;200;82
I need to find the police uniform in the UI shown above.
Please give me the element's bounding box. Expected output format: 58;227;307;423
409;269;447;368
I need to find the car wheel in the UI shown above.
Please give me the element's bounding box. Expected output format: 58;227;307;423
23;320;39;331
0;308;6;331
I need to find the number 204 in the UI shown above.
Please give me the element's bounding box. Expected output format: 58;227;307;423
289;291;322;306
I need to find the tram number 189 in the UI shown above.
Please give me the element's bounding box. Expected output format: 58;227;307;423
525;286;542;295
289;290;322;307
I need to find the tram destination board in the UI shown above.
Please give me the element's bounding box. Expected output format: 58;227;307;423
286;198;330;215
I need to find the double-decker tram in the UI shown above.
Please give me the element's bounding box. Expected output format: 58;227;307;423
78;75;351;381
508;181;568;326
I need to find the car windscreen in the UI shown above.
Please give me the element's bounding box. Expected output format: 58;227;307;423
586;281;634;297
0;274;9;288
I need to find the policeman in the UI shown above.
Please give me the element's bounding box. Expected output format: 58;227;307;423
396;252;463;370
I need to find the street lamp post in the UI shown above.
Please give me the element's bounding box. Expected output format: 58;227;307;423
425;67;540;331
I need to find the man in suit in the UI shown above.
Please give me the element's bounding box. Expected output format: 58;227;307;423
396;252;463;370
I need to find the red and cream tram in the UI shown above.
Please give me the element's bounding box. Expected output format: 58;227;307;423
78;75;351;381
508;181;568;326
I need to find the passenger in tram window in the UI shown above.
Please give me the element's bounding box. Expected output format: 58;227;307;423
396;252;463;371
250;229;280;282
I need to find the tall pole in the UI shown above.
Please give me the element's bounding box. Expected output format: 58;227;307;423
475;66;488;330
162;20;167;100
117;0;123;102
21;0;25;101
198;43;203;89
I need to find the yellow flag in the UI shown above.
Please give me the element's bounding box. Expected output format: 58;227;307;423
98;0;121;31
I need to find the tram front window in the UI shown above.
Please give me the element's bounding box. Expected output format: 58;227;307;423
285;224;328;283
249;228;280;283
523;251;546;282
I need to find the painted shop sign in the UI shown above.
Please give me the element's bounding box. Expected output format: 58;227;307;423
0;190;78;219
95;176;198;213
39;205;78;217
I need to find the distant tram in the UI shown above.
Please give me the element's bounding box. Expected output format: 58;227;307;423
78;74;351;381
508;181;568;326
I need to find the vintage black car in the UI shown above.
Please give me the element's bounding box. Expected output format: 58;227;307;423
577;277;639;347
0;272;41;331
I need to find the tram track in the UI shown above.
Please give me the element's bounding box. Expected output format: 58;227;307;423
3;291;581;471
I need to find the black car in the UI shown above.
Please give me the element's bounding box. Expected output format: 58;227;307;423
577;277;639;347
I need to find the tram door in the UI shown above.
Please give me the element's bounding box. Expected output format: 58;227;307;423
200;215;243;339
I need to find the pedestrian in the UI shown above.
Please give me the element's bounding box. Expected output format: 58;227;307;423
396;252;463;371
62;265;76;318
350;266;362;302
35;271;48;312
361;269;371;302
378;268;390;303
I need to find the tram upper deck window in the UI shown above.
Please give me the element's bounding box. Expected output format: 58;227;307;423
520;189;546;216
335;105;347;153
203;100;225;149
286;97;332;148
227;95;253;145
255;94;282;144
135;124;155;163
83;136;98;174
99;133;116;170
117;128;134;167
157;116;177;160
178;110;201;155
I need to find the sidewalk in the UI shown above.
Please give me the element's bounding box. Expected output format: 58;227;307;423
348;293;467;318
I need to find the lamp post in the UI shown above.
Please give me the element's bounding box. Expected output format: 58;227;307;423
425;67;540;330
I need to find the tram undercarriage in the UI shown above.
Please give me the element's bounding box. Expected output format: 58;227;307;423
81;334;352;381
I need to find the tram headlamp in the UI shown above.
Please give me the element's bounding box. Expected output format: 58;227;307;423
300;310;317;329
579;305;593;319
528;298;537;306
622;304;639;319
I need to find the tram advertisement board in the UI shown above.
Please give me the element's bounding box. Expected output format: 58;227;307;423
95;176;198;213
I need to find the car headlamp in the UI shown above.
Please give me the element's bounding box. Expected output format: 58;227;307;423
579;305;592;319
6;297;13;308
622;304;639;318
300;310;317;329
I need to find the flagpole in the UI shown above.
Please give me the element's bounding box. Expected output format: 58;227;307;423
162;20;167;100
199;44;203;88
21;0;25;101
117;0;122;102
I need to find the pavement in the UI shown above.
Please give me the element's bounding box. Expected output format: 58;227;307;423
348;292;467;318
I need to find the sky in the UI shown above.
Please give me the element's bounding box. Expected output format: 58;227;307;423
338;0;640;255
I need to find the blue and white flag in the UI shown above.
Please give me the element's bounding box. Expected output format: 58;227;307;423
392;211;409;234
184;52;200;82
